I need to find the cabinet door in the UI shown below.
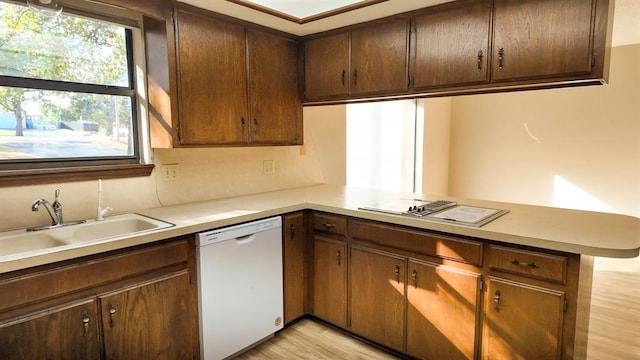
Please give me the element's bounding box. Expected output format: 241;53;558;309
0;298;100;360
412;0;491;88
483;277;565;360
100;271;194;359
351;19;410;96
313;236;347;328
283;212;307;324
304;33;350;99
175;9;248;145
406;260;480;360
492;0;595;81
247;29;302;144
350;246;406;352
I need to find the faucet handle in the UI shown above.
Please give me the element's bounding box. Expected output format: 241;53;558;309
52;188;63;223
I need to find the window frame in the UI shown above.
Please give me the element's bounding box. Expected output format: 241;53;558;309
0;0;154;186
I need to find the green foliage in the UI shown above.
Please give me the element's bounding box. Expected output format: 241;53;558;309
0;1;130;134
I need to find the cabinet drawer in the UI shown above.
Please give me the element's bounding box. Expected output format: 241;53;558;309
0;237;191;311
313;213;347;236
489;245;568;284
349;219;483;266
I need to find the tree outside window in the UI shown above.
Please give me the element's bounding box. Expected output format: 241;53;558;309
0;1;137;163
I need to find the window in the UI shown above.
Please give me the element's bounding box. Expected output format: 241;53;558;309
0;0;151;184
346;99;423;193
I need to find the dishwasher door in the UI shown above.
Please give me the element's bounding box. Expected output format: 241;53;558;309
197;216;283;360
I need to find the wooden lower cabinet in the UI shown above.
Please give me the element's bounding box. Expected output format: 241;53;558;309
482;276;566;360
313;236;347;328
406;260;481;360
283;212;307;324
0;237;197;360
0;298;100;360
99;271;193;359
350;245;406;352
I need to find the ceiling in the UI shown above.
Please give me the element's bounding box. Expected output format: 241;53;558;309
228;0;376;19
179;0;640;46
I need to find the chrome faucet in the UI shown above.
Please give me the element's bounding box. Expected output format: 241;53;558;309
28;189;85;231
32;197;61;226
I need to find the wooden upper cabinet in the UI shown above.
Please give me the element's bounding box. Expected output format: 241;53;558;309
170;7;302;146
175;9;248;145
351;18;410;96
412;0;491;89
304;33;350;100
247;29;302;145
491;0;596;81
301;0;610;103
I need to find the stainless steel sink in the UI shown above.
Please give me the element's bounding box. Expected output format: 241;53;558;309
0;213;174;260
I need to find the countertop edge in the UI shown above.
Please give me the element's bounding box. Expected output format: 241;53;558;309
1;185;638;274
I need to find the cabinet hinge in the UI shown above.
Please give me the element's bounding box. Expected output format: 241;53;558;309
591;52;597;68
563;297;568;313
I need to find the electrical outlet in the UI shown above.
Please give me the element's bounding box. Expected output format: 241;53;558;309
162;164;179;181
263;160;275;175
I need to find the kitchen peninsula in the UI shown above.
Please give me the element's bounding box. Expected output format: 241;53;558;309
1;185;638;359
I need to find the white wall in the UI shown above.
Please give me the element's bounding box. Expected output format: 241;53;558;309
303;105;347;185
449;45;640;217
421;98;451;196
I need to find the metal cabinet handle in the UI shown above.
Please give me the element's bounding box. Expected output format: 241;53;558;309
411;269;418;287
394;265;400;284
494;290;501;312
322;223;336;228
352;69;358;86
289;223;295;240
241;117;246;133
341;70;346;86
81;311;90;337
336;250;342;266
477;50;484;71
253;118;258;134
511;259;539;269
107;303;116;328
498;47;505;70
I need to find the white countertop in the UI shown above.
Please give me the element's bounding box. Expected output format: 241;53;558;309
2;184;639;274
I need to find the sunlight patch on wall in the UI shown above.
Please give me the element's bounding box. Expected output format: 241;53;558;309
553;175;614;213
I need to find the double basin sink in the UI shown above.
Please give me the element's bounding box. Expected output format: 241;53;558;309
0;213;174;261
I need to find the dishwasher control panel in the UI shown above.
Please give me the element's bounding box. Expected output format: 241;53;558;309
197;216;282;246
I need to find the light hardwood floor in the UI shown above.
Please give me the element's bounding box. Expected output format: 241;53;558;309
233;319;401;360
235;256;640;360
586;255;640;359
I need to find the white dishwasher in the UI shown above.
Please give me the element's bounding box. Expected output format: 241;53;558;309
196;216;283;360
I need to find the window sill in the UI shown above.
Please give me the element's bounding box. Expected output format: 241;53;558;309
0;164;155;187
